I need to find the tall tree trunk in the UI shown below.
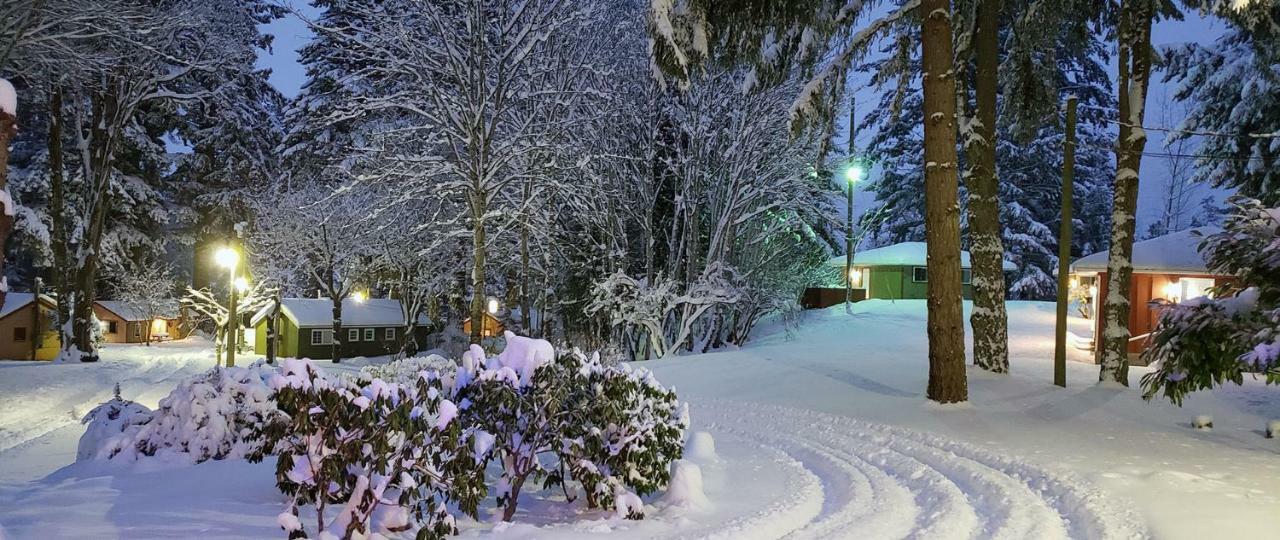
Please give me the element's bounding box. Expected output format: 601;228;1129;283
331;283;343;363
469;190;487;345
921;0;968;403
1099;0;1154;385
266;292;280;364
0;95;14;313
964;0;1009;374
520;183;532;335
48;86;71;346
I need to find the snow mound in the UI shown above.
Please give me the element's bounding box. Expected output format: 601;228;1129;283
685;431;718;464
1268;420;1280;439
661;459;709;510
77;390;152;462
0;77;15;116
490;331;556;385
1194;415;1214;430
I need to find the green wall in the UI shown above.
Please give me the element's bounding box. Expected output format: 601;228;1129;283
254;318;429;359
864;265;973;300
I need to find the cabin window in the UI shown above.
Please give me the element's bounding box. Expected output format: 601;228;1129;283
363;328;375;341
385;328;396;340
311;329;333;345
13;327;27;342
132;324;141;339
912;267;928;283
961;269;972;284
107;321;118;334
348;328;360;342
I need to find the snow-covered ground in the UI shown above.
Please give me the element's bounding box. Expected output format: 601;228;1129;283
1;301;1277;539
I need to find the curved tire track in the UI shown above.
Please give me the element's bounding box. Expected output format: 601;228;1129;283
693;400;1148;540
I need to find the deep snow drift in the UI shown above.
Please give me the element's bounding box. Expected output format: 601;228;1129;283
0;301;1277;539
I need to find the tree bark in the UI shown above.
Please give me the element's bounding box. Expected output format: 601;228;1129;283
964;0;1009;374
0;105;14;314
469;191;487;345
1098;0;1154;385
331;289;343;363
47;87;71;341
921;0;968;403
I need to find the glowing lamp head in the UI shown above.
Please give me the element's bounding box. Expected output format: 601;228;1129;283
233;277;249;293
487;297;499;315
352;291;367;303
214;247;239;270
845;163;865;184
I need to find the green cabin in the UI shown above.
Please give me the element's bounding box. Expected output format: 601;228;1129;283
250;298;431;359
809;242;1015;306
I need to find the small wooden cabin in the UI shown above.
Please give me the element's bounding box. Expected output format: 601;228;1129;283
463;312;504;339
250;298;431;360
93;300;182;343
1070;228;1231;362
0;293;59;360
804;242;1014;308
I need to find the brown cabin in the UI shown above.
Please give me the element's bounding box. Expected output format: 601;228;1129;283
463;312;504;339
0;293;59;360
93;300;182;343
1070;228;1232;363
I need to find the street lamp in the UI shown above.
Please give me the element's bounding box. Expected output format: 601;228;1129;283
845;162;865;184
352;290;367;303
843;159;866;309
216;245;240;367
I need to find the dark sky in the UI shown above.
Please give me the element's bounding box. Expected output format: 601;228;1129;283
253;6;1232;239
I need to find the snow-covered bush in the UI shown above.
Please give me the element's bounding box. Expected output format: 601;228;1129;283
82;364;280;463
1142;197;1280;404
357;354;457;386
253;359;485;540
77;385;152;462
456;332;687;521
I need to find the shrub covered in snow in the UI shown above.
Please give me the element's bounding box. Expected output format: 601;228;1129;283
456;332;688;521
356;354;457;386
77;385;152;462
82;363;280;463
253;359;486;540
1142;197;1280;405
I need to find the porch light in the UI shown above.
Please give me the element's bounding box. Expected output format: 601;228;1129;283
487;297;499;315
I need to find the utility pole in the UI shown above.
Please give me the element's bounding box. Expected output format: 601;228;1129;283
845;97;856;309
1054;96;1078;388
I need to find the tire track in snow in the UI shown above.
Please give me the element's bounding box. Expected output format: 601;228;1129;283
693;400;1149;540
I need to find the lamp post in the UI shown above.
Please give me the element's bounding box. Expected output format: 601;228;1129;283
844;161;864;308
215;246;240;367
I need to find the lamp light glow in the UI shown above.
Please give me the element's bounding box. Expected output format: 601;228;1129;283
1163;281;1181;303
214;247;239;270
233;277;249;293
352;291;367;303
487;297;499;315
845;163;865;183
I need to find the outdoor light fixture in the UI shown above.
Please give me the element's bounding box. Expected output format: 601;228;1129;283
849;268;862;287
1163;281;1182;303
487;297;499;315
233;277;249;293
845;163;865;184
214;246;239;270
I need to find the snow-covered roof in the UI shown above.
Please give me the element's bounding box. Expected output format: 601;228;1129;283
251;297;431;328
827;242;1016;271
95;300;181;321
0;293;55;320
1071;227;1222;275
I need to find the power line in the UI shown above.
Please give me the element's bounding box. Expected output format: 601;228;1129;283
1077;103;1279;139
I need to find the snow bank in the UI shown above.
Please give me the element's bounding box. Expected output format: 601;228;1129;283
489;331;556;386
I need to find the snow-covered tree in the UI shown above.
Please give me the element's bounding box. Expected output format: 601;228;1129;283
249;185;373;363
1141;197;1280;404
182;281;275;366
111;257;179;345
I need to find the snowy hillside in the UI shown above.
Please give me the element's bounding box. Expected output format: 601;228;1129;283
0;301;1277;539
